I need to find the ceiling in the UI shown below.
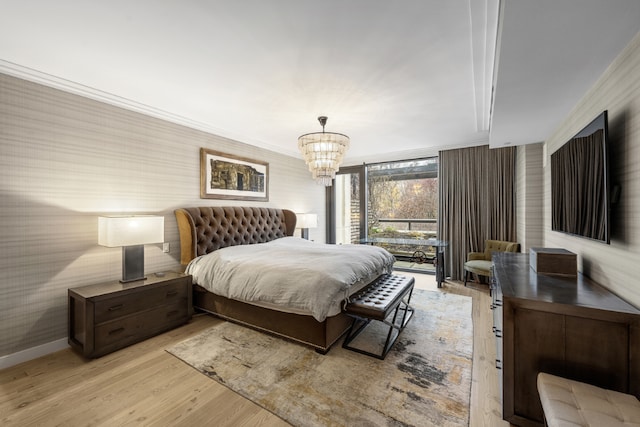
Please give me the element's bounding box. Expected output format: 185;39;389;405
1;1;639;165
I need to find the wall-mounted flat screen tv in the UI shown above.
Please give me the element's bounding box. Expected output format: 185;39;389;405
551;110;609;244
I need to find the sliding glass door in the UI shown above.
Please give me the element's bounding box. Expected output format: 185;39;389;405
366;158;438;272
327;158;439;273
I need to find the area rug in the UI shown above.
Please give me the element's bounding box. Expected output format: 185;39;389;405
167;289;473;427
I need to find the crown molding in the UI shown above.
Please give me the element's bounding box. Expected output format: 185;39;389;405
0;59;300;158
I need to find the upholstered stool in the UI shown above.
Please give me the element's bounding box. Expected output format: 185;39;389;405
537;372;640;427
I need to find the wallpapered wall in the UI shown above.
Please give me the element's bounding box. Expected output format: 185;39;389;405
0;73;325;359
542;31;640;308
516;143;544;252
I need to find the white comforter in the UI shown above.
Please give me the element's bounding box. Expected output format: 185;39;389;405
186;237;395;321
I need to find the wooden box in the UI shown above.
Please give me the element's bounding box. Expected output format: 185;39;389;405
529;248;577;276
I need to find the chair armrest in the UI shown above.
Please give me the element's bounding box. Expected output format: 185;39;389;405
467;252;486;261
505;242;520;252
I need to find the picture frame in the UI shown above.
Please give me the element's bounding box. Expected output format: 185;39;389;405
200;148;269;201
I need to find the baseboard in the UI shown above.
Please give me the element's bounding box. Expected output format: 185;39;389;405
0;338;69;370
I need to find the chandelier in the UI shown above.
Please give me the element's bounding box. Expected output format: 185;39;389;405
298;116;350;186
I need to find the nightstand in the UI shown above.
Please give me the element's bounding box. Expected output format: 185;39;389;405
68;271;192;358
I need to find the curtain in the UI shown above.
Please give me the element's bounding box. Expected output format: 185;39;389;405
438;145;516;280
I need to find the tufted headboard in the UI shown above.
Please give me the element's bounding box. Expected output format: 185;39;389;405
174;206;297;265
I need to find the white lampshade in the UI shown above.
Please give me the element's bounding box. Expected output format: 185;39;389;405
98;216;164;247
296;213;318;229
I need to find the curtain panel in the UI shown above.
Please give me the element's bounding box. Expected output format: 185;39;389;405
438;145;516;280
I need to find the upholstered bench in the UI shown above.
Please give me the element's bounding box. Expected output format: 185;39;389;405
537;372;640;427
342;274;414;359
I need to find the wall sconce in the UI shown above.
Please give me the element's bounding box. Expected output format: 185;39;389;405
98;215;165;283
296;213;318;240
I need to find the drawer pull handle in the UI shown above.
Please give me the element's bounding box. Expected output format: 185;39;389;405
109;327;125;335
166;290;178;297
494;330;502;338
496;359;502;370
108;304;123;312
166;310;179;317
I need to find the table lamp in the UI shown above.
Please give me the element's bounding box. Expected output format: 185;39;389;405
296;213;318;240
98;215;164;283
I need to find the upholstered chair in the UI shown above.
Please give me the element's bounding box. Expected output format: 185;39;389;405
463;240;520;288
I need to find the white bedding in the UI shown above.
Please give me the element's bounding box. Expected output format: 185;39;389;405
186;237;395;321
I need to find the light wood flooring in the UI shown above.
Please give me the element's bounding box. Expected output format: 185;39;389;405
0;274;510;426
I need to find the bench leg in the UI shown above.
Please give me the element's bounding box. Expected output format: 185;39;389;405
342;293;414;360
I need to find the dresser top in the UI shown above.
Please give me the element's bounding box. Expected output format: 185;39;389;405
493;252;640;315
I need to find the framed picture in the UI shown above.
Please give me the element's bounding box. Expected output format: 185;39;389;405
200;148;269;201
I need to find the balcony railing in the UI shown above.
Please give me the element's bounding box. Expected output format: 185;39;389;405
368;218;439;273
377;218;436;231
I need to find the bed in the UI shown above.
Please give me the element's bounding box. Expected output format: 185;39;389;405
174;206;395;352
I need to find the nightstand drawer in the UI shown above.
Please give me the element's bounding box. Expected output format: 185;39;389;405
94;302;189;355
94;281;188;324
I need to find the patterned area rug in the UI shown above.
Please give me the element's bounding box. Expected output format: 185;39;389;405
167;289;473;427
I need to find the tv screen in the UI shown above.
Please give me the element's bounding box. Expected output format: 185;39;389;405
551;110;609;243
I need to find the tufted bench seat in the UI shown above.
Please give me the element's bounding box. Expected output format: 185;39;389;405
342;274;414;359
537;372;640;427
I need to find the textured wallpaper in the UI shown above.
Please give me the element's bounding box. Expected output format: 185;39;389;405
542;31;640;308
0;73;325;358
516;143;544;252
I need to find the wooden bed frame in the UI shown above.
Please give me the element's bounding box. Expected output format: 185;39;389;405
174;206;353;352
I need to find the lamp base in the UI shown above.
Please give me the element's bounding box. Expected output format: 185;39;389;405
301;228;310;240
121;245;146;283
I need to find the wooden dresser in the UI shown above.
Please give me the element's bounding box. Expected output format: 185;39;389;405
491;252;640;427
68;271;192;358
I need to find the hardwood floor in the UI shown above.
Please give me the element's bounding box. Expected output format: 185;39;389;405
0;275;510;427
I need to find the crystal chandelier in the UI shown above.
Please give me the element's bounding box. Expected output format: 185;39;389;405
298;116;350;186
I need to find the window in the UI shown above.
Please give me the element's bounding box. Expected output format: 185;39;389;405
327;157;438;273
